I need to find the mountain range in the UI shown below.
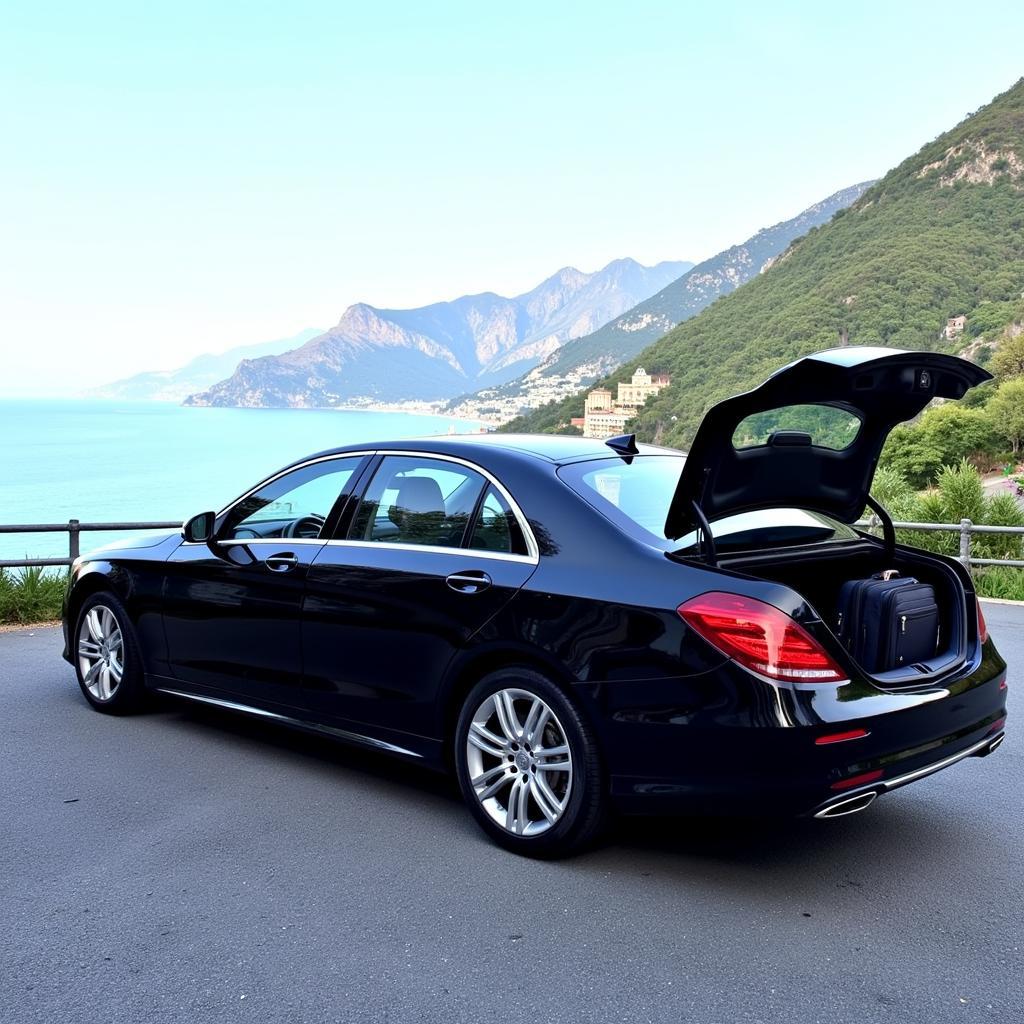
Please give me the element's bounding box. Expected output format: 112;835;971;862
445;182;873;421
506;78;1024;444
91;328;324;402
181;258;691;409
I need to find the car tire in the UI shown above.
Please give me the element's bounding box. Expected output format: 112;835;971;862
454;668;606;857
73;592;147;714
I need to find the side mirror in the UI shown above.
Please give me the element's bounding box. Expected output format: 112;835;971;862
182;511;216;543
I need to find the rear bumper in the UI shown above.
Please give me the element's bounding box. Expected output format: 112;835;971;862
596;650;1007;818
809;729;1005;818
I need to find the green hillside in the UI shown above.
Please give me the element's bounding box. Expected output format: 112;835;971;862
505;78;1024;446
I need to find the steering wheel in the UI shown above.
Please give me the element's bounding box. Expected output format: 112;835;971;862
285;513;326;539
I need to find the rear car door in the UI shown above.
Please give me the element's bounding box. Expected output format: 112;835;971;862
302;453;538;736
161;454;368;708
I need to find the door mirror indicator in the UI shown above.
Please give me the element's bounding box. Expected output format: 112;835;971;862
182;511;216;543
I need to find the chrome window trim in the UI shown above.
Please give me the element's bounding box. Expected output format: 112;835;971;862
352;448;539;563
321;538;536;565
176;453;374;546
186;446;539;562
215;452;374;519
216;537;326;547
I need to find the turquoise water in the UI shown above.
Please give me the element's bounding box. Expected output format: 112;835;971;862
0;400;485;563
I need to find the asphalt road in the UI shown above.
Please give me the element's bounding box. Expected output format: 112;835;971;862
2;607;1021;1024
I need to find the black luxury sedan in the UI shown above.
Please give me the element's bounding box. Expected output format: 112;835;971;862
63;347;1008;855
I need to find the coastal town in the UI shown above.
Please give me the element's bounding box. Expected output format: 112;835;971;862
575;366;671;437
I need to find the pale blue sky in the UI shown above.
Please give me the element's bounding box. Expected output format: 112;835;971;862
2;1;1023;393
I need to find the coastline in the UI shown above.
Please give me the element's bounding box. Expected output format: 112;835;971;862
334;400;499;429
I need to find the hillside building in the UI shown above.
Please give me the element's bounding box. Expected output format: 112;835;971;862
615;367;670;407
943;315;967;339
581;367;671;438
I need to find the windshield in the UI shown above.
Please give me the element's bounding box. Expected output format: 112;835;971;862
559;456;858;551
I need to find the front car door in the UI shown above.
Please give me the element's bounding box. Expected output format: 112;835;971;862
302;453;538;743
161;454;369;708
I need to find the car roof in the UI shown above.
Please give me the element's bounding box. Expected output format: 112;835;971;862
309;432;681;466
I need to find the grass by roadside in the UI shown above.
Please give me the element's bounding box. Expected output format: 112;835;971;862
0;567;67;625
972;566;1024;601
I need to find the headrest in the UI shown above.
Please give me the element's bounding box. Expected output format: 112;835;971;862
388;475;445;528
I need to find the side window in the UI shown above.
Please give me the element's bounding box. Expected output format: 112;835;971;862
351;456;487;548
221;459;360;541
468;486;528;556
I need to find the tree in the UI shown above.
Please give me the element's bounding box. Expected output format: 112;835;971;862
918;403;1000;464
986;377;1024;454
880;426;946;489
991;331;1024;381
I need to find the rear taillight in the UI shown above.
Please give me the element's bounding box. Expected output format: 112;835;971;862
678;592;847;684
977;601;988;645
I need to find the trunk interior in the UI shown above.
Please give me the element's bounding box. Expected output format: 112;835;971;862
720;538;970;688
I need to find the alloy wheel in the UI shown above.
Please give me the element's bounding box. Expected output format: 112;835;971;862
77;604;124;702
465;687;573;836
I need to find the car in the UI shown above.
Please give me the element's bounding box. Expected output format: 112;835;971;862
63;347;1008;856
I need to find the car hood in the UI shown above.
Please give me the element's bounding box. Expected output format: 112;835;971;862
665;347;991;539
81;530;180;560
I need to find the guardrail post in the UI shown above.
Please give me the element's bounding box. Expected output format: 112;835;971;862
959;518;972;568
68;519;80;563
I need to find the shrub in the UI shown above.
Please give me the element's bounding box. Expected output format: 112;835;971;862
873;460;1024;563
0;567;67;625
934;459;986;523
973;566;1024;601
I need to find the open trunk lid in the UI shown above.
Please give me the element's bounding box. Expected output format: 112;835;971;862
665;347;991;539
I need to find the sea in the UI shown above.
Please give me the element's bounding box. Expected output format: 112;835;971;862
0;400;486;564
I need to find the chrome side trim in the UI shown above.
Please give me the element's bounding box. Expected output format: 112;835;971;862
878;734;997;789
155;687;423;759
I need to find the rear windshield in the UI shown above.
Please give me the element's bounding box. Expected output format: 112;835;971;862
558;455;858;551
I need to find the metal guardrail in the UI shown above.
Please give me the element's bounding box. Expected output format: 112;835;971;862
1;516;1022;571
0;520;181;569
856;516;1024;568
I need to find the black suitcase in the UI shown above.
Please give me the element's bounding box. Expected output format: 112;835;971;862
836;572;940;672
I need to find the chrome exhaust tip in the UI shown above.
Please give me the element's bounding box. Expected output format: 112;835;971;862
975;733;1005;757
814;790;878;819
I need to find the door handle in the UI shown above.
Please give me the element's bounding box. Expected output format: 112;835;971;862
445;570;492;594
265;552;299;572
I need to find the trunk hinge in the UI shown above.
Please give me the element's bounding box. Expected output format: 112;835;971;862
689;467;718;567
865;495;896;559
691;500;718;567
